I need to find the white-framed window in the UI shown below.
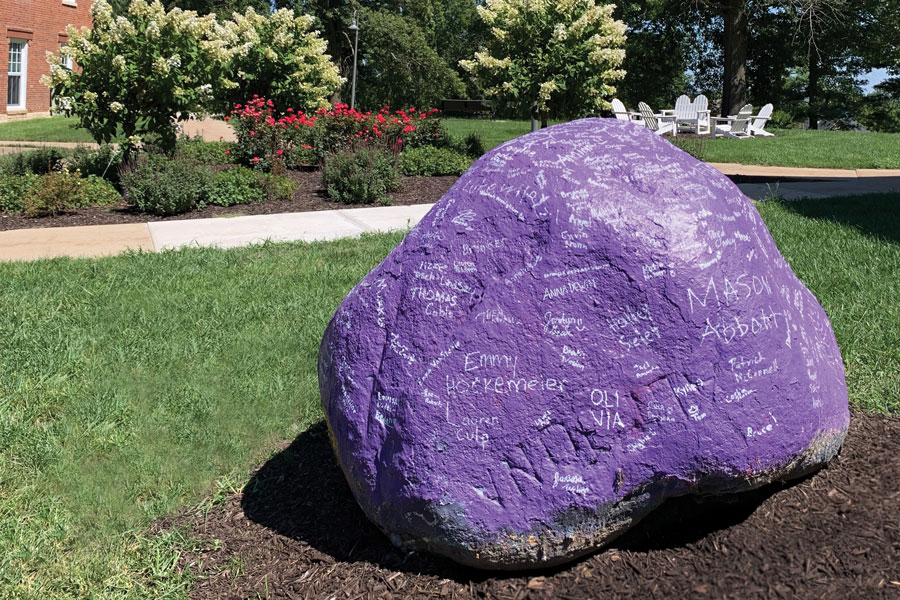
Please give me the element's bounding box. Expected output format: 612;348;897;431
7;39;28;110
60;44;73;71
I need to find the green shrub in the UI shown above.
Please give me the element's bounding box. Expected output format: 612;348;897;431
22;172;121;217
119;154;211;216
259;172;298;202
73;175;121;208
0;147;67;176
0;173;41;213
69;144;123;180
322;147;400;205
177;138;234;166
204;166;265;207
24;172;80;216
461;132;486;158
399;146;473;176
769;110;796;130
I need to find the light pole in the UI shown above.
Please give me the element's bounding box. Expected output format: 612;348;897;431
349;10;359;110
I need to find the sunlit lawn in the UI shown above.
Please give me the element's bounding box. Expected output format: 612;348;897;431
0;193;898;597
5;115;900;170
442;117;900;169
0;116;101;144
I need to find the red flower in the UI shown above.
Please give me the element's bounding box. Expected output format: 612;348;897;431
253;156;260;163
250;130;255;136
403;125;415;133
276;149;283;156
224;116;231;121
224;150;230;155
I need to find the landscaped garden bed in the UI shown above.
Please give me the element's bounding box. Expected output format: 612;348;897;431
0;101;479;233
0;170;456;232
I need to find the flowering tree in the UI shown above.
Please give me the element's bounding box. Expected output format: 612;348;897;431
216;7;343;114
43;0;234;154
460;0;627;126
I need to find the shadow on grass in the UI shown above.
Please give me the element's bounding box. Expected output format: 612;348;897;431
240;420;800;580
771;192;900;245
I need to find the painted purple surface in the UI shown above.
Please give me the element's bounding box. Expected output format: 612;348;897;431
317;118;850;569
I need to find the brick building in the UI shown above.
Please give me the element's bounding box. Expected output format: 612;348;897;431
1;0;92;121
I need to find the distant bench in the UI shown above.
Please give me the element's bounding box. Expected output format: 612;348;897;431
440;99;492;117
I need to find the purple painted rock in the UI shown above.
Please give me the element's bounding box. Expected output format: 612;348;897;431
317;118;850;569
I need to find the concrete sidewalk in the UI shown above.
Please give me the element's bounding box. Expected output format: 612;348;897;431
0;204;434;261
2;163;899;262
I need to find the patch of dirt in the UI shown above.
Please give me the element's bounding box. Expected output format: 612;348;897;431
0;171;458;232
171;412;900;599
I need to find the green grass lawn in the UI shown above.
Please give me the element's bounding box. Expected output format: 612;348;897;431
702;129;900;169
5;115;900;170
0;116;101;144
1;194;898;598
442;117;900;169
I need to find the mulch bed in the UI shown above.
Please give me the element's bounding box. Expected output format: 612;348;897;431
169;411;900;599
0;171;458;232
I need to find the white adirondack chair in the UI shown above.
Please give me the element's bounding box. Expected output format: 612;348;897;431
673;95;692;122
638;102;677;136
671;94;712;134
749;103;774;137
611;98;640;122
712;105;754;139
693;94;711;134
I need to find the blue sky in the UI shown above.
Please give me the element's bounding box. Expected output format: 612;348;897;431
864;68;890;93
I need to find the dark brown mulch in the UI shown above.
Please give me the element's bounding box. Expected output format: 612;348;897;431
170;412;900;599
0;171;458;232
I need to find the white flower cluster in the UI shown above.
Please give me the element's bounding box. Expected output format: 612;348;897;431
462;0;626;113
41;0;342;135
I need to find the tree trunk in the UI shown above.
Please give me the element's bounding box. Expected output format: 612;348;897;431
323;9;344;104
808;54;820;129
541;111;549;128
721;0;749;117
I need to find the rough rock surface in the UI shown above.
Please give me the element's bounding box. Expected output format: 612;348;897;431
317;118;850;570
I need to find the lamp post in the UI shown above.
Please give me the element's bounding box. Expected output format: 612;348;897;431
349;10;359;110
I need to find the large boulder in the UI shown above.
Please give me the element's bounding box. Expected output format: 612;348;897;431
317;118;850;569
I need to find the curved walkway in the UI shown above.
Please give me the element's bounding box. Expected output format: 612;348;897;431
1;164;899;262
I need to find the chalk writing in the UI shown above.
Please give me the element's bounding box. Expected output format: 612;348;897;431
642;261;676;280
476;307;523;326
634;361;660;379
726;388;754;403
590;389;626;429
553;472;589;494
374;391;399;427
701;306;784;345
543;311;587;338
687;273;773;315
535;410;552;428
446;375;566;395
389;333;416;364
543;278;598;301
561;345;586;369
464;352;519;377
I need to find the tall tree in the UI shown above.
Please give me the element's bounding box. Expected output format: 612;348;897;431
403;0;489;97
615;0;699;109
355;8;466;109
